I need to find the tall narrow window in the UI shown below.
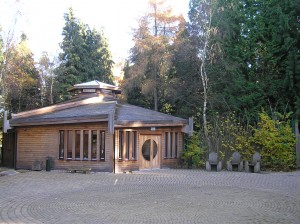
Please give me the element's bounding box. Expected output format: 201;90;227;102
100;131;105;160
119;131;123;159
165;132;168;158
91;130;97;160
83;130;89;160
170;132;173;158
125;131;130;160
59;130;64;159
67;130;73;159
75;130;80;160
132;131;137;159
182;133;184;156
175;132;178;158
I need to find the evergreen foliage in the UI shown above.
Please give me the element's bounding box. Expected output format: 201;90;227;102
55;8;114;102
211;0;300;121
182;133;206;168
121;0;299;170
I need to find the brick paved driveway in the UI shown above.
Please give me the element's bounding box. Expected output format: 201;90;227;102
0;169;299;224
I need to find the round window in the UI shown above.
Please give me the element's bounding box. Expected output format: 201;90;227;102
142;139;158;161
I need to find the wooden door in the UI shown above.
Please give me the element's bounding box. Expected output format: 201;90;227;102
139;135;160;169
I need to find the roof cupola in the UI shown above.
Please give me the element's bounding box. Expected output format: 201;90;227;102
68;80;121;101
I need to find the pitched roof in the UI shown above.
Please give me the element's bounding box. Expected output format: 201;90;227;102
115;103;187;126
9;97;116;126
73;80;116;89
9;98;187;127
9;80;187;127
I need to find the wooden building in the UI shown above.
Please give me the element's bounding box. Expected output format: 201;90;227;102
3;81;192;173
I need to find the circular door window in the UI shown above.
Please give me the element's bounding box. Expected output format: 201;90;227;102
142;139;158;161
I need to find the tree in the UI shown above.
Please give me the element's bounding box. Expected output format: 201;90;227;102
0;26;3;66
123;0;182;111
251;111;296;170
187;0;225;152
55;8;114;102
84;28;114;83
37;52;56;106
212;0;300;121
0;27;3;110
0;4;23;113
3;34;40;113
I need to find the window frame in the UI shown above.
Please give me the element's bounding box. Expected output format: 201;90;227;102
118;129;137;161
91;130;97;160
59;129;106;161
59;130;64;159
132;131;137;160
164;132;168;158
100;131;105;161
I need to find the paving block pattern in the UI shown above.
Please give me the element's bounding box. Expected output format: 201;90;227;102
0;169;299;223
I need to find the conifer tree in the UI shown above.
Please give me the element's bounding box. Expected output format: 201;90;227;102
123;0;182;111
55;8;114;102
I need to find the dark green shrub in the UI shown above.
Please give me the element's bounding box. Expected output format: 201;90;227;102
181;133;206;168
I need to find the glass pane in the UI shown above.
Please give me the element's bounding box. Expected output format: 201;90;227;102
75;130;80;159
153;140;158;159
119;131;123;159
165;132;168;158
67;131;73;159
170;133;173;158
142;139;151;161
175;132;178;158
91;130;97;159
100;131;105;160
126;131;130;160
132;131;137;159
59;131;64;159
83;130;88;160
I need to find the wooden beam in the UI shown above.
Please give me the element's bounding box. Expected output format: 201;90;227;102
10;116;109;127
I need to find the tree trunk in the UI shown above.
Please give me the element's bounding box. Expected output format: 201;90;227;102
154;64;158;111
50;75;54;104
198;2;212;152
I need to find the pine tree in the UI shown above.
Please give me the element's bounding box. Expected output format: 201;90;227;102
55;8;114;102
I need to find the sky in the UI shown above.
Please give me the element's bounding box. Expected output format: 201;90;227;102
0;0;189;68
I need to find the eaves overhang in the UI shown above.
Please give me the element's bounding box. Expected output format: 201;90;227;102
10;115;109;127
115;119;188;128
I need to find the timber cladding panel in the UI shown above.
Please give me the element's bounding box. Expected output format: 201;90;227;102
115;160;139;173
114;129;140;173
161;131;184;169
16;122;113;171
114;127;184;172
